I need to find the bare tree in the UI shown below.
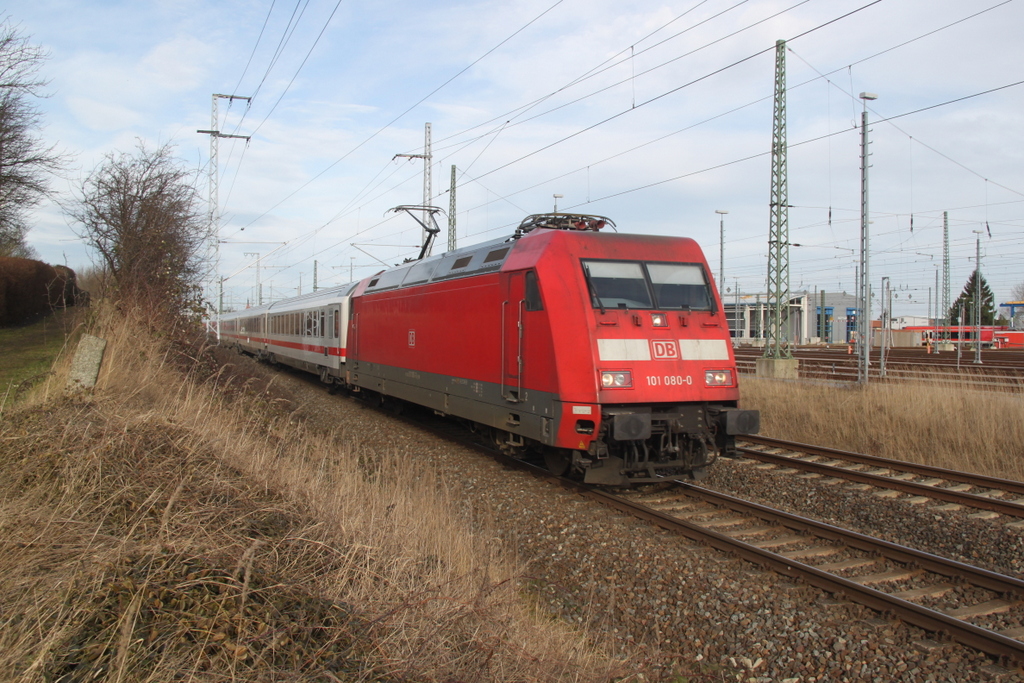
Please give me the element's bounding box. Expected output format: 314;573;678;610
65;141;210;319
0;20;66;257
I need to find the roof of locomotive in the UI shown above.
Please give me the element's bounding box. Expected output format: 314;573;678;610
360;235;512;294
219;214;708;314
359;222;705;295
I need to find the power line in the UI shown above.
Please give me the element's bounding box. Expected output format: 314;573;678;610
559;77;1024;213
427;0;805;159
250;0;345;137
463;1;881;186
232;0;569;233
227;0;861;249
452;3;1017;221
251;0;310;102
223;1;1022;302
231;0;278;96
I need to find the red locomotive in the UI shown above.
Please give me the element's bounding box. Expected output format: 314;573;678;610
218;213;758;485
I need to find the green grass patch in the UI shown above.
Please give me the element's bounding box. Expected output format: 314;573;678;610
0;308;80;397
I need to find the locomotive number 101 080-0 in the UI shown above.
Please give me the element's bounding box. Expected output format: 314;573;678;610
646;374;692;387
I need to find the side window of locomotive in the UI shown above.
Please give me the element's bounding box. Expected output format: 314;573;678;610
525;270;543;311
646;263;713;310
582;260;653;309
484;247;509;264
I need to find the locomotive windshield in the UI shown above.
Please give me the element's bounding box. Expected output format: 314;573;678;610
582;259;712;311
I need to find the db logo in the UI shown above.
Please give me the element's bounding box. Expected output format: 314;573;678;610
651;340;678;359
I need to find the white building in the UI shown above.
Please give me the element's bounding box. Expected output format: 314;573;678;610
723;290;861;346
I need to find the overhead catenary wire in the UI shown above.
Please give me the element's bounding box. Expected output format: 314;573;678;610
456;0;883;187
228;0;874;259
234;0;817;257
456;6;1023;234
249;0;345;137
231;0;570;235
425;0;809;159
230;0;278;97
221;1;1022;305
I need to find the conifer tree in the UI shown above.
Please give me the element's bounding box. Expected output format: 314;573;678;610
947;270;996;325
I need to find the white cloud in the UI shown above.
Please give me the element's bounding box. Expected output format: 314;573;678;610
65;96;143;132
8;0;1024;308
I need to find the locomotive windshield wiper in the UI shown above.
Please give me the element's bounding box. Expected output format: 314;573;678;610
583;264;606;314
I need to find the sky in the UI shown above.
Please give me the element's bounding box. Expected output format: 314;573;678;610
12;0;1024;319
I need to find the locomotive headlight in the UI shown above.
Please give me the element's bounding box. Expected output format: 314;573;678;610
651;313;668;327
705;370;734;387
601;371;633;388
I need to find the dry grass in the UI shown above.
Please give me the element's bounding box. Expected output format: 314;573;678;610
739;376;1024;480
1;304;620;682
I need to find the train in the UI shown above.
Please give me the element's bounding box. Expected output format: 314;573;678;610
216;213;759;485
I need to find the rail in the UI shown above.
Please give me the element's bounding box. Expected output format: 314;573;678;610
737;436;1024;517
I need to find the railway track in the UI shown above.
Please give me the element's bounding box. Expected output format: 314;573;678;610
734;346;1024;389
737;435;1024;520
271;366;1024;672
466;435;1024;665
596;482;1024;665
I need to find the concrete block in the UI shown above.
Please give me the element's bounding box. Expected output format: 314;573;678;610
755;357;799;379
67;334;107;392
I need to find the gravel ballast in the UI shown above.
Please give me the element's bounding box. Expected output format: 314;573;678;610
254;362;1024;682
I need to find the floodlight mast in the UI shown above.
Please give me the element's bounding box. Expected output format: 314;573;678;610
973;230;984;365
857;91;878;384
715;209;728;291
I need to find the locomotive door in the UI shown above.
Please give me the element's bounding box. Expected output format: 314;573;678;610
502;272;526;402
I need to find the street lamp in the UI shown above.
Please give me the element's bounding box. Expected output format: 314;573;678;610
715;209;728;288
973;229;984;364
858;91;878;384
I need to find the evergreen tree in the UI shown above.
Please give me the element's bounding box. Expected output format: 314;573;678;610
947;270;996;325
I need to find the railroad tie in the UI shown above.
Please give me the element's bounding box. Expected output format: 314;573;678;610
816;557;877;572
850;568;925;585
722;525;776;538
698;516;750;529
946;599;1021;619
998;626;1024;640
750;534;805;549
892;583;956;600
780;545;842;560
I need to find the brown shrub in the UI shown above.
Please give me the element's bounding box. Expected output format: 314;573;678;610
0;257;88;326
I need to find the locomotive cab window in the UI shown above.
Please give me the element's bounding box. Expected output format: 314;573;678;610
525;270;543;311
647;263;713;310
582;260;653;309
581;259;713;311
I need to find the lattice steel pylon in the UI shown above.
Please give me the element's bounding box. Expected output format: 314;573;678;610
394;122;434;255
764;40;792;360
448;164;457;252
423;122;432;253
942;211;950;339
197;93;250;312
